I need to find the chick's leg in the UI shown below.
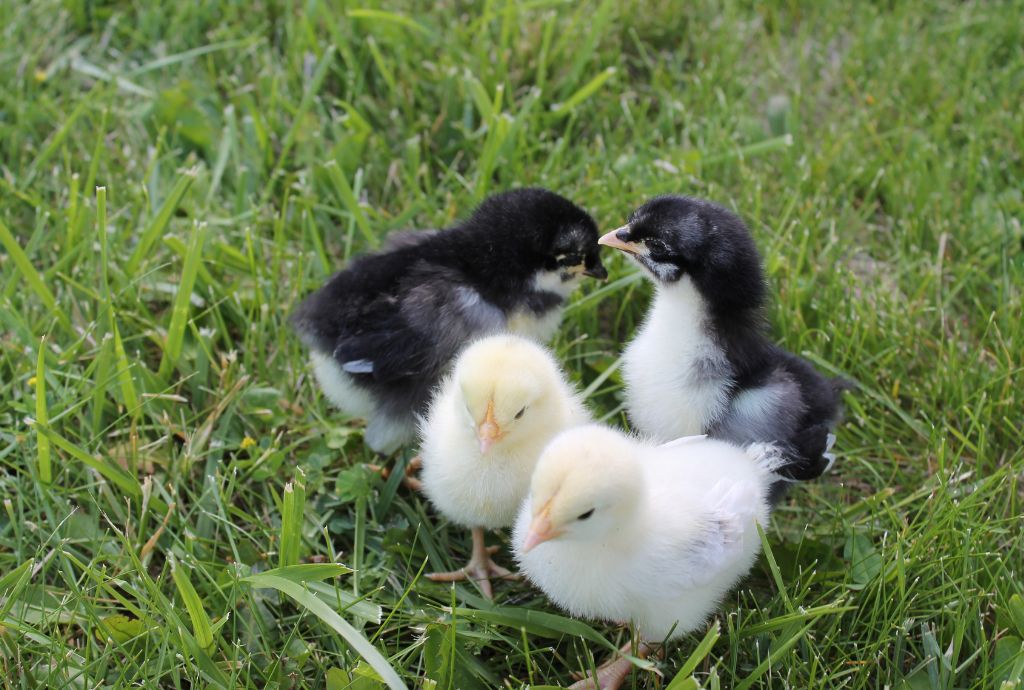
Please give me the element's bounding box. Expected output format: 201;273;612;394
365;454;422;491
425;526;518;599
568;642;659;690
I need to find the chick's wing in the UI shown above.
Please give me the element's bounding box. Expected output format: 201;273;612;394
333;264;505;383
642;478;763;594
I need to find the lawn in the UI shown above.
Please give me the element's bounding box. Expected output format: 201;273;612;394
1;0;1022;688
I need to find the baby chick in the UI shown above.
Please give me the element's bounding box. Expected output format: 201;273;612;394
514;425;780;690
600;195;847;494
293;188;605;456
419;334;589;599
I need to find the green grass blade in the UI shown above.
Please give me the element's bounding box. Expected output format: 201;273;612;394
258;564;353;583
366;37;397;95
0;218;72;333
0;559;34;619
346;8;431;36
279;478;307;568
34;338;51;484
111;318;141;417
563;271;643;315
703;134;795;165
125;39;252;76
244;573;408;690
247;564;379;625
1008;594;1024;637
323;161;377;248
125;169;198;276
158;221;208;381
734;622;815;690
551;66;617;118
170;556;216;653
449;605;620;654
671;621;721;683
306;581;382;626
97;186;110;299
33;423;141;499
756;522;795;613
580;354;623;400
24;97;90;184
260;46;335;206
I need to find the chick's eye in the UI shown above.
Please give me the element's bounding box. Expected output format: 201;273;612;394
645;239;669;254
514;407;526;420
558;253;581;266
576;509;595;521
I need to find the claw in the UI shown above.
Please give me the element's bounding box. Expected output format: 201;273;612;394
425;527;519;599
366;455;422;491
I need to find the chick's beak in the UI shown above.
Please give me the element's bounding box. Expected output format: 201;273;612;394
582;263;608;280
598;226;641;255
477;399;502;454
522;507;562;553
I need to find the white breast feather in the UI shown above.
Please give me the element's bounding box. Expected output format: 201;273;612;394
623;277;732;440
506;270;580;343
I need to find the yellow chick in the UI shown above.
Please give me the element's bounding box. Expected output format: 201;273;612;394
514;425;781;689
419;334;589;599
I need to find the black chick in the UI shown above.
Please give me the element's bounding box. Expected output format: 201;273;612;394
599;195;847;496
293;188;606;455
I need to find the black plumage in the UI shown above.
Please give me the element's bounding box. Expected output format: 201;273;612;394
293;187;606;454
601;195;848;495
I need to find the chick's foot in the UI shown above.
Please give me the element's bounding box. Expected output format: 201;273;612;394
365;455;422;491
569;642;659;690
426;527;519;599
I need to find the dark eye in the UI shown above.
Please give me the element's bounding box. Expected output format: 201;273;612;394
514;407;526;420
645;239;669;254
576;509;595;521
559;253;581;266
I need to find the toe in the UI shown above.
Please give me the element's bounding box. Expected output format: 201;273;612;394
425;569;469;583
488;564;518;580
472;569;494;599
365;463;390;479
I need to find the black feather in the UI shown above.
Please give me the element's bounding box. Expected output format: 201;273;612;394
292;188;604;451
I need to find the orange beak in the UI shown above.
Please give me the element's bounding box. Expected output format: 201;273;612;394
521;502;562;553
597;226;641;255
477;399;503;454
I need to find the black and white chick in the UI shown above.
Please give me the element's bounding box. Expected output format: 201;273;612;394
599;195;847;493
292;188;606;455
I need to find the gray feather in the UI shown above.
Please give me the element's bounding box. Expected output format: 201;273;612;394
341;359;375;374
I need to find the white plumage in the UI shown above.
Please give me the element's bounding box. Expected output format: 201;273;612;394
621;276;732;440
513;424;780;689
310;351;415;454
419;333;589;598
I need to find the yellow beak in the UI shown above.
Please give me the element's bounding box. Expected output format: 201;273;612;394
521;503;562;552
477;399;503;454
598;226;641;255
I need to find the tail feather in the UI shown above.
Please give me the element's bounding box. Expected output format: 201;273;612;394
773;423;836;482
821;432;837;475
744;442;788;475
830;376;856;395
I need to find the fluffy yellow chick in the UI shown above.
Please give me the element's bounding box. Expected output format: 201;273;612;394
514;425;781;689
419;334;589;599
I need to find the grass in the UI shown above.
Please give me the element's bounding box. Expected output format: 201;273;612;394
1;0;1022;687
